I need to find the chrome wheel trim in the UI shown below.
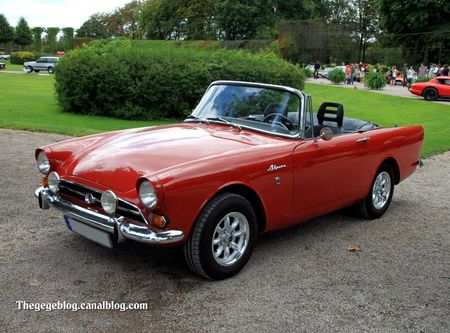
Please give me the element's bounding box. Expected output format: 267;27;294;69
211;212;250;267
372;171;391;209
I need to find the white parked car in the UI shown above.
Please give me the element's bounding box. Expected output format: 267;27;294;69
23;56;60;74
0;54;10;60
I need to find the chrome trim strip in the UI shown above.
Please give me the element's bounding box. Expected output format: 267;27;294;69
35;187;184;245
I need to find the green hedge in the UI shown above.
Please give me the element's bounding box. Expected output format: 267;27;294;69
10;51;51;64
54;39;305;120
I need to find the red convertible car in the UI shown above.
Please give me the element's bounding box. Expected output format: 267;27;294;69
35;81;424;280
409;76;450;101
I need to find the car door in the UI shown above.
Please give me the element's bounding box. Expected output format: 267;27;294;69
35;58;46;70
437;78;450;97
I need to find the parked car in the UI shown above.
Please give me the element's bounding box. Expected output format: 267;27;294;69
34;81;424;280
0;54;10;60
0;62;5;70
386;72;404;85
409;76;450;101
23;56;59;74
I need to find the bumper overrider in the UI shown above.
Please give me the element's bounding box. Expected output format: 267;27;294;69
35;187;184;246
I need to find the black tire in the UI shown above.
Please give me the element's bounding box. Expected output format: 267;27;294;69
34;70;40;73
423;87;438;101
48;67;54;74
26;66;33;73
184;193;257;280
356;164;394;219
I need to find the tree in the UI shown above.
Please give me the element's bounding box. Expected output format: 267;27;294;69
141;0;185;39
14;17;32;49
76;14;109;38
378;0;450;64
176;0;219;40
272;0;318;20
62;27;74;50
46;27;60;53
0;14;14;49
351;0;379;62
216;0;276;40
32;27;44;52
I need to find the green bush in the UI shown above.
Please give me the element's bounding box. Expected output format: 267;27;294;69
364;72;386;90
328;68;346;84
414;76;432;83
55;39;305;120
303;67;313;79
10;51;53;64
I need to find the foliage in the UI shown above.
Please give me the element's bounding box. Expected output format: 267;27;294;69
328;68;346;84
76;14;109;38
61;27;74;51
54;39;304;120
14;17;32;48
0;14;14;44
10;51;36;64
32;27;44;52
414;76;432;83
364;71;386;90
378;0;450;65
46;27;60;53
303;67;313;79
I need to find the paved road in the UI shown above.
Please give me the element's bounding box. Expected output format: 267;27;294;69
0;129;448;332
307;78;450;106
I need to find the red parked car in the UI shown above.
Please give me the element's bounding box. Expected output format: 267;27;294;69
35;81;424;280
410;76;450;101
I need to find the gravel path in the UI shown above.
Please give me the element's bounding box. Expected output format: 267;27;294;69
0;129;448;332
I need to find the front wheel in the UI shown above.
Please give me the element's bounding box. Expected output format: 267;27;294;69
184;193;257;280
423;87;438;101
47;66;54;74
356;164;394;219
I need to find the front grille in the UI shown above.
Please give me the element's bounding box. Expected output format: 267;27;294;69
59;180;147;224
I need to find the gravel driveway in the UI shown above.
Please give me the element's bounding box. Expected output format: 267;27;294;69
0;129;448;332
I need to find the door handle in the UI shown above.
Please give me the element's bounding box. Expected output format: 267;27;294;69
356;137;369;143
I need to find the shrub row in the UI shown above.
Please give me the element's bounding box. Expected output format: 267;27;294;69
55;39;305;120
10;51;51;64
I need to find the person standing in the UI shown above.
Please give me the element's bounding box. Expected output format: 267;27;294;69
442;64;449;76
390;66;398;86
407;66;416;87
418;63;428;77
314;60;320;79
402;63;408;86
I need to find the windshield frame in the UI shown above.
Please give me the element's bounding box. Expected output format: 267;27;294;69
188;81;306;139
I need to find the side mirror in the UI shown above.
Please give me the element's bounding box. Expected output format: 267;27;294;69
319;127;334;141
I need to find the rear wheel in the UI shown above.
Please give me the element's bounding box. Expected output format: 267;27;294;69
423;87;438;101
26;66;33;73
48;66;54;74
356;164;394;219
184;193;257;280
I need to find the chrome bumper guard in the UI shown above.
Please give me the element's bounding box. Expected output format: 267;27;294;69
35;187;184;245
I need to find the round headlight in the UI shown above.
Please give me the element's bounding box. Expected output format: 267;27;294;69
48;172;60;193
139;180;158;209
101;190;117;215
37;151;50;175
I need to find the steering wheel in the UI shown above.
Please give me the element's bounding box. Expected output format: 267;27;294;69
263;113;294;131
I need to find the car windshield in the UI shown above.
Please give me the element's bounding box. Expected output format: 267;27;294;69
188;84;302;136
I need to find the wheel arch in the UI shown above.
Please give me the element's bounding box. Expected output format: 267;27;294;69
379;157;400;185
213;184;267;234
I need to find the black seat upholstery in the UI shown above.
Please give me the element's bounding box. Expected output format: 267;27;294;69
316;102;344;135
264;103;288;118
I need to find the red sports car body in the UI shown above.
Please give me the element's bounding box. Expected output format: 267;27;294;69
35;81;424;279
410;76;450;101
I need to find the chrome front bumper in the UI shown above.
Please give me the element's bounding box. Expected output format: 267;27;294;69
35;187;184;245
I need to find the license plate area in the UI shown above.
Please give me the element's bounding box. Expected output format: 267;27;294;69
64;216;113;249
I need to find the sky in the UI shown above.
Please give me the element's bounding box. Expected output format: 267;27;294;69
0;0;132;30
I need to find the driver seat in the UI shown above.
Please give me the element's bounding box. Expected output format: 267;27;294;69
314;102;344;136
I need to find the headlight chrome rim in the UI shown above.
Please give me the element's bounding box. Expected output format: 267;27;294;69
139;180;158;209
48;172;60;193
37;151;51;175
101;190;117;215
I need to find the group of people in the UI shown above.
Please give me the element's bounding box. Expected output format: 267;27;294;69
388;63;449;87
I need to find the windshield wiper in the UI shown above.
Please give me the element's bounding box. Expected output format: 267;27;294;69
184;115;206;123
206;117;241;130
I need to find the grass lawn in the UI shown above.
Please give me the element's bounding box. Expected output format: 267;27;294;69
304;83;450;157
0;73;174;136
0;73;448;157
1;60;23;71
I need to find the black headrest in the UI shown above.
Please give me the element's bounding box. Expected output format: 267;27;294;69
264;103;288;117
317;102;344;127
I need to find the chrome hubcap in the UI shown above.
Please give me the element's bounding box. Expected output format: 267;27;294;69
212;212;249;266
372;171;391;209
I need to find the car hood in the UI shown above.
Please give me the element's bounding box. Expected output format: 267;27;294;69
63;123;288;192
